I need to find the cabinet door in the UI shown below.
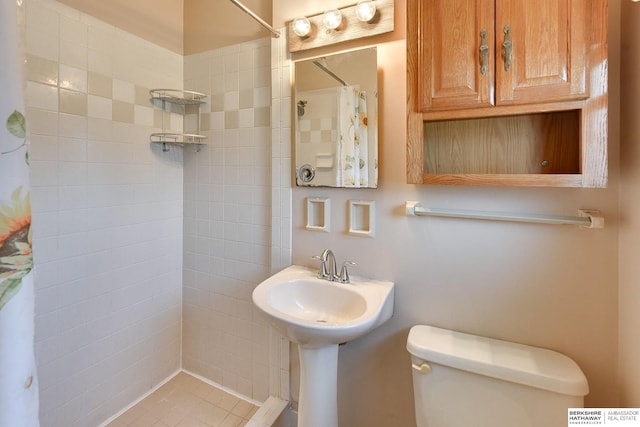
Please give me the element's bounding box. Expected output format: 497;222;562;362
419;0;495;111
495;0;588;104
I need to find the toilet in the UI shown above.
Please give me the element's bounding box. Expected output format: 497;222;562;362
407;325;589;427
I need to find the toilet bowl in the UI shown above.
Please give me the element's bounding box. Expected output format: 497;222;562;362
407;325;589;427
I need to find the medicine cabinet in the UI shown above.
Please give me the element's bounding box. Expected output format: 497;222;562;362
294;47;379;188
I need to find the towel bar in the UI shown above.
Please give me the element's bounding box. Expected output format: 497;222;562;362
405;201;604;229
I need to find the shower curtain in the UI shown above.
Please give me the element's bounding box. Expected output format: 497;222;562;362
0;0;40;426
337;86;369;187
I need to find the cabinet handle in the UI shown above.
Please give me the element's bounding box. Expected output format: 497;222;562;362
480;30;489;75
502;25;512;71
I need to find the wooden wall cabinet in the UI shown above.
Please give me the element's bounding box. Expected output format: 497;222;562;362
407;0;608;187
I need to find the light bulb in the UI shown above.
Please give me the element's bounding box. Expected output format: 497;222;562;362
355;0;377;22
292;17;311;37
323;9;343;30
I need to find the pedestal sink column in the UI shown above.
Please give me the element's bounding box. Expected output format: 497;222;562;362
297;344;339;427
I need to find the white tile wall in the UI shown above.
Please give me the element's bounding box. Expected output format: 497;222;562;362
26;0;184;426
26;1;293;425
182;37;282;404
270;28;292;402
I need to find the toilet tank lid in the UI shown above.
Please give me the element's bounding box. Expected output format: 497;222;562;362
407;325;589;397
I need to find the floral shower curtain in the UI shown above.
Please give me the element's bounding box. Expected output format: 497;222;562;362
0;0;40;426
336;86;369;187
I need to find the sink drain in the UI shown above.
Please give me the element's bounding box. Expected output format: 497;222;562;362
316;319;327;323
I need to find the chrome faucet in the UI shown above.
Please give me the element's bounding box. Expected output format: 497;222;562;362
313;249;355;283
317;249;338;280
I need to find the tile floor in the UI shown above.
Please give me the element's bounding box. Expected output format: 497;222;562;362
106;372;259;427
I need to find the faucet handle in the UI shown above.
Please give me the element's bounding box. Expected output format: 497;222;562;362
338;261;356;283
312;255;329;279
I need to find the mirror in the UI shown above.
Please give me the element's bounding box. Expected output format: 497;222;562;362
294;47;378;188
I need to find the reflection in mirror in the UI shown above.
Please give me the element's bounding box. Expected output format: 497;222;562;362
294;47;378;188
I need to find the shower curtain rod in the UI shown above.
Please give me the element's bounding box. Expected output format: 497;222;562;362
228;0;280;38
313;60;349;86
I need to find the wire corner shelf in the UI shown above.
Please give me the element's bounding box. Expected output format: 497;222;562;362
149;89;207;152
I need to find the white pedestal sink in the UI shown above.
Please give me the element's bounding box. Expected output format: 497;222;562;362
252;265;395;427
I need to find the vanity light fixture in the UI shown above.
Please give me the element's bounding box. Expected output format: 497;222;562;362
287;0;394;53
323;9;343;30
292;16;312;37
355;0;377;22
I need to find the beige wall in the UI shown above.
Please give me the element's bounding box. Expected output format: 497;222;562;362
282;0;622;425
57;0;184;54
56;0;274;55
184;0;272;55
619;0;640;407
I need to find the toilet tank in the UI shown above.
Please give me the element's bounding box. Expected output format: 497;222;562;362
407;325;589;427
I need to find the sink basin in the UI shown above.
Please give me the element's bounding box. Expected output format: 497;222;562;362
252;264;395;348
268;280;366;323
253;264;395;427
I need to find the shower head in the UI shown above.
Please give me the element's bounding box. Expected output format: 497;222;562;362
297;100;307;117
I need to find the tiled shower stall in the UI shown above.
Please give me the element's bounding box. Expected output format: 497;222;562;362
25;0;292;425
